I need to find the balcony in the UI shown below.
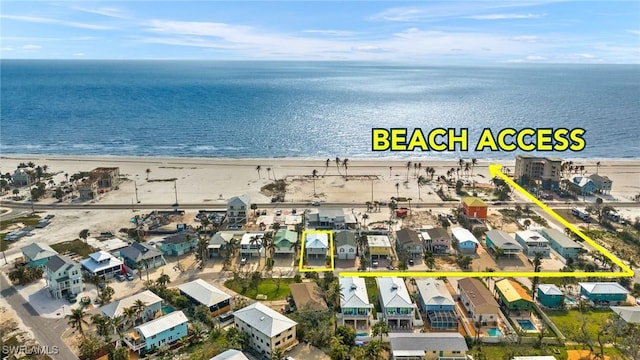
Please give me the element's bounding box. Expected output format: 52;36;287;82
123;332;146;352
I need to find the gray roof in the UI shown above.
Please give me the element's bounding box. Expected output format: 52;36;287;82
100;290;163;318
538;284;563;296
178;279;231;307
611;306;640;324
389;333;468;354
396;229;421;247
234;302;297;337
228;195;250;206
120;242;163;262
21;242;58;262
485;230;523;250
45;254;77;273
334;231;357;248
415;278;454;307
539;228;581;249
163;230;197;245
579;282;629;295
210;350;249;360
425;227;450;240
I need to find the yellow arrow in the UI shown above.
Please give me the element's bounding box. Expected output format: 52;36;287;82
338;163;634;279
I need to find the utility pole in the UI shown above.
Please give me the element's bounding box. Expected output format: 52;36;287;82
28;175;35;214
371;178;374;203
134;181;139;203
173;180;178;206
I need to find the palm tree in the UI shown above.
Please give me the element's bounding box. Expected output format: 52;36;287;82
261;232;276;267
372;320;390;341
67;307;89;337
342;158;349;178
224;238;240;268
389;166;392;178
395;182;400;198
596;161;601;174
335;157;342;175
523;219;531;229
145;168;151;180
311;169;318;196
417;175;427;200
471;158;477;177
266;167;272;180
123;307;137;329
405;161;411;181
464;162;471;178
255;165;262;179
156;271;171;287
79;229;90;243
423;250;436;269
99;285;115;305
325;281;344;310
361;213;369;228
324;158;330;176
363;340;384;360
272;347;284;360
91;313;112;339
133;299;148;325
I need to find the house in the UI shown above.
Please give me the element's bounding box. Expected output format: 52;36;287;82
210;349;249;360
589;174;612;194
485;230;523;257
570;176;597;195
304;232;329;259
421;227;451;254
367;235;392;262
101;290;164;321
495;279;533;312
306;208;357;230
90;167;120;189
240;233;265;258
119;242;166;270
579;282;629;305
514;155;562;190
158;230;198;256
21;242;58;268
80;251;123;279
610;306;640;324
388;333;468;360
451;227;479;254
233;302;298;356
461;197;488;220
515;230;550;257
123;310;188;354
538;228;582;260
288;282;328;311
274;229;297;255
334;231;357;260
178;279;232;316
208;231;235;258
78;179;98;200
537;284;564;308
227;195;250;227
457;278;499;326
395;229;423;259
377;277;415;329
415;278;457;330
44;255;83;299
339;277;373;329
12;168;30;186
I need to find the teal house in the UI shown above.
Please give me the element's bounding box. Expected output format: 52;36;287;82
579;282;629;305
159;231;198;256
124;310;189;355
537;284;564;308
539;228;582;260
21;242;58;269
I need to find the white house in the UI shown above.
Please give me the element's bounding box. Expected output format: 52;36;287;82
101;290;164;321
377;277;415;329
515;230;550;257
44;255;83;299
80;251;123;279
234;302;298;357
304;232;329;259
227;195;250;227
210;349;249;360
240;233;265;258
339;277;373;330
178;279;232;316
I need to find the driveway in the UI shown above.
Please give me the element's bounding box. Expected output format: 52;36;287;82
287;343;329;360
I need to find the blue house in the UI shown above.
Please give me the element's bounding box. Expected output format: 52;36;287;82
119;242;166;270
571;176;597;195
21;242;58;268
124;310;188;354
537;284;564;308
159;230;198;256
415;278;457;330
451;227;479;254
579;282;629;305
539;228;582;260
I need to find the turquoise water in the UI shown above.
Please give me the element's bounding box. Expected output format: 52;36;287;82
487;328;503;337
357;333;368;337
162;305;175;314
517;319;536;331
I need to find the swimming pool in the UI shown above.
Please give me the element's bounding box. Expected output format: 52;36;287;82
162;305;175;314
517;319;536;331
565;296;577;305
356;333;368;337
487;327;503;337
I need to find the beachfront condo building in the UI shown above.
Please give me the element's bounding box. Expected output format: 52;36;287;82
514;155;562;190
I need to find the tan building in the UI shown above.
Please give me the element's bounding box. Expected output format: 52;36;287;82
514;155;562;190
457;278;500;326
234;302;297;357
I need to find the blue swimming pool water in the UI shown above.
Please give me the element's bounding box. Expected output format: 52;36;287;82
487;328;503;337
162;305;175;314
517;319;536;331
357;333;368;337
565;296;578;305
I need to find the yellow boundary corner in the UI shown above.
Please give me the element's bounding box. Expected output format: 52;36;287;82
338;164;634;279
299;230;334;273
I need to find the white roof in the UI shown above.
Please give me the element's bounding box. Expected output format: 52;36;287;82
610;306;640;324
367;235;391;248
94;238;129;252
415;278;454;307
377;277;413;308
234;302;297;337
90;251;115;262
516;230;548;244
451;227;479;244
100;290;163;318
538;284;563;296
178;279;231;307
80;251;123;274
241;233;264;246
210;349;249;360
340;277;372;309
136;310;188;339
579;282;629;295
284;215;302;225
305;233;328;249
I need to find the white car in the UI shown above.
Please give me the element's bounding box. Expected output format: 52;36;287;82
311;201;320;206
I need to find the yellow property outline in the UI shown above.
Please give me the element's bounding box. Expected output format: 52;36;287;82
299;230;335;272
339;164;634;278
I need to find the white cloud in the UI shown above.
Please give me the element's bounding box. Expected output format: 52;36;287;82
627;30;640;36
303;30;356;37
70;6;127;19
466;13;543;20
351;45;384;52
22;44;42;50
72;52;86;56
1;14;112;30
368;2;556;22
511;35;540;42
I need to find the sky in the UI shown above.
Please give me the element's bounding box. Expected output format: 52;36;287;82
1;1;639;63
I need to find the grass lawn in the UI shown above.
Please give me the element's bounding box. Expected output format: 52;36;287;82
471;344;569;360
0;215;42;231
0;233;8;252
51;239;97;258
365;277;382;314
546;308;615;340
224;278;295;300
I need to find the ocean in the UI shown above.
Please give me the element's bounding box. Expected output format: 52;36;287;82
1;60;638;160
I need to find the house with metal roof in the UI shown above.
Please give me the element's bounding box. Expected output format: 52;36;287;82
395;229;423;259
451;227;479;254
208;231;241;258
100;290;164;321
495;279;533;312
589;174;612;194
389;333;468;360
44;255;83;299
610;306;640;324
210;349;249;360
339;277;373;330
579;282;629;305
461;197;488;220
274;229;297;255
377;277;415;329
334;231;357;260
367;235;392;262
485;230;523;257
158;230;198;256
80;251;123;279
240;233;265;258
538;228;582;260
570;176;597;195
304;232;329;259
233;302;298;357
178;279;232;316
515;230;550;257
421;227;451;254
227;195;250;227
306;208;357;230
457;278;499;326
21;242;58;269
415;278;457;330
537;284;564;308
289;282;328;311
118;242;166;270
123;310;188;354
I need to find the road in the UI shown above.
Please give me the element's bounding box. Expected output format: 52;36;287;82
0;273;77;360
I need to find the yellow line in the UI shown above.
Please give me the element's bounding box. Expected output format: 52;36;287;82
338;164;634;279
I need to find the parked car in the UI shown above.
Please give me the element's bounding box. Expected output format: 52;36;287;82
275;210;283;216
311;201;320;206
240;257;247;266
125;273;134;281
116;274;126;282
67;295;78;303
408;259;414;266
372;260;379;268
98;283;106;289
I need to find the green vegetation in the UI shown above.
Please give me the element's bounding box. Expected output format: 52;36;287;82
1;233;8;252
546;308;613;341
51;239;97;258
147;178;178;182
364;277;382;314
0;215;42;231
260;179;287;195
8;266;44;285
224;276;294;300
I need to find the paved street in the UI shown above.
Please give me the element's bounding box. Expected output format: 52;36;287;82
0;273;76;360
